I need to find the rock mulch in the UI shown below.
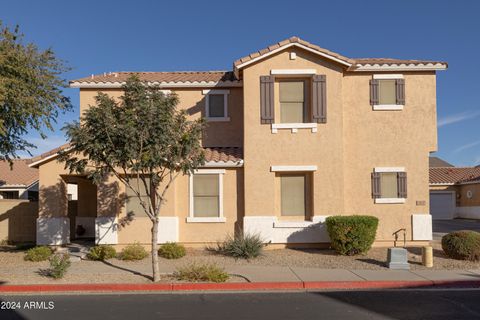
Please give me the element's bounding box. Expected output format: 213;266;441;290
0;242;479;285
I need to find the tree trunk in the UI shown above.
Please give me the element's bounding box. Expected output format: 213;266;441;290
151;218;160;282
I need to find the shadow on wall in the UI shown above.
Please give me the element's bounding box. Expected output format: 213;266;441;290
0;200;38;243
96;177;127;244
286;222;330;244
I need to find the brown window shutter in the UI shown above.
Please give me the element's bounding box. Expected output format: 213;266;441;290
312;75;327;123
260;76;275;124
397;172;407;198
370;79;379;105
371;172;381;199
396;79;405;105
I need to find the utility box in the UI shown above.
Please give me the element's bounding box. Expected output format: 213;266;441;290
387;247;410;270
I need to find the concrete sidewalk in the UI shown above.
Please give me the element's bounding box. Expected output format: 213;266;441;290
2;262;480;284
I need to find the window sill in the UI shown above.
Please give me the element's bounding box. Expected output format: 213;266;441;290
375;198;406;204
373;105;404;111
271;123;317;133
186;217;226;223
273;220;319;228
205;117;230;122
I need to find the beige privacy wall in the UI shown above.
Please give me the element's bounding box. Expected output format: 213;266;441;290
0;200;38;243
242;47;437;242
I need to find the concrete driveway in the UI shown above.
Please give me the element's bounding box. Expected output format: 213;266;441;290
433;219;480;241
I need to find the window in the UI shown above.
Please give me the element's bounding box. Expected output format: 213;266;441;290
370;75;405;110
279;173;313;218
279;81;305;123
378;80;396;105
188;169;225;222
372;168;407;204
125;178;151;217
0;191;19;199
203;90;230;121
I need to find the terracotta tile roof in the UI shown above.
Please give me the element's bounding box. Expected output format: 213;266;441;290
28;143;243;168
430;167;480;184
233;36;447;71
233;36;355;68
204;147;243;163
0;159;38;187
353;58;447;66
71;71;238;84
429;156;454;168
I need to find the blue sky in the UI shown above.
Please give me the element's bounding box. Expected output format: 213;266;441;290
2;0;479;166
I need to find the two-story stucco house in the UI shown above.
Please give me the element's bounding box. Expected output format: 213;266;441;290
29;37;447;247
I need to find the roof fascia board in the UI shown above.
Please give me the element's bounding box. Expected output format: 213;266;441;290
352;64;447;72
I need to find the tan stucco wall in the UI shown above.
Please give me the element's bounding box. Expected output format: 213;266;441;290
342;72;437;241
0;200;38;243
115;168;242;244
243;48;346;218
242;47;438;242
79;87;243;148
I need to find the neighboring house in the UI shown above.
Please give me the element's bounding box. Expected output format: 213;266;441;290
430;165;480;220
429;156;454;168
0;160;38;200
29;36;447;246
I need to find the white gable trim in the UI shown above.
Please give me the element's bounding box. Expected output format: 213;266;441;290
235;43;352;70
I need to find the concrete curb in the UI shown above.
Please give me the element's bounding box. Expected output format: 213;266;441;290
1;280;480;293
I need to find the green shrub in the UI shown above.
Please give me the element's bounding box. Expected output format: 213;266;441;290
119;243;148;261
326;215;379;256
158;242;186;259
174;263;229;283
48;253;71;279
215;233;264;259
87;245;117;261
24;246;53;261
442;230;480;261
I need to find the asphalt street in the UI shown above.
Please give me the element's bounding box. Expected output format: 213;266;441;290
2;289;480;320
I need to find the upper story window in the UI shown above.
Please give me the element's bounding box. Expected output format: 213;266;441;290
260;71;326;133
371;167;407;204
370;74;405;111
279;80;306;123
202;90;230;122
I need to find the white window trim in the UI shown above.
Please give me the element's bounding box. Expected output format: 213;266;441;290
271;165;317;172
373;104;404;111
202;90;230;121
375;198;406;204
373;74;404;79
374;167;405;173
270;69;317;75
374;167;406;204
271;123;317;133
188;169;225;223
372;74;404;110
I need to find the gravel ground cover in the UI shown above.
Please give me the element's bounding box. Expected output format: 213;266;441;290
0;242;479;285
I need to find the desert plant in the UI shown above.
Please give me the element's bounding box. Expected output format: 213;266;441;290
24;246;53;261
87;245;117;261
174;263;229;283
119;243;148;261
215;233;264;259
48;253;71;279
158;242;186;259
442;230;480;261
326;215;379;255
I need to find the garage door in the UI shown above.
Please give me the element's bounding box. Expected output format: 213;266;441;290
430;192;455;220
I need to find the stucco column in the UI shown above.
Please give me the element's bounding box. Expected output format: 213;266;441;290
95;175;121;244
37;177;70;245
